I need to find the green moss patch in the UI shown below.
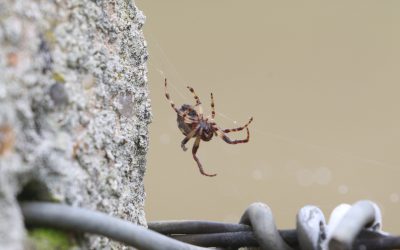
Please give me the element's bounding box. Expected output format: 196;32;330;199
28;228;75;250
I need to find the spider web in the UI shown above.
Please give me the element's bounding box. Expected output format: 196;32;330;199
147;37;400;173
148;39;239;125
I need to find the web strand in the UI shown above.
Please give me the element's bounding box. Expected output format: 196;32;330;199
147;36;399;172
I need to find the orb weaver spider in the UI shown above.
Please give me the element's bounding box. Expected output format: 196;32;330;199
164;78;253;177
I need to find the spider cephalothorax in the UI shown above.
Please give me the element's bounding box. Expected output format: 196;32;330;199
165;78;253;177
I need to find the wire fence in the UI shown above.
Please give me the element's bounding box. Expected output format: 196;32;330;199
21;200;400;250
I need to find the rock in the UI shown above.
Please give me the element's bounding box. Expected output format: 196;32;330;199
0;0;150;249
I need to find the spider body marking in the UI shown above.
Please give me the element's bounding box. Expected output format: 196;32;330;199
165;78;253;177
177;105;214;142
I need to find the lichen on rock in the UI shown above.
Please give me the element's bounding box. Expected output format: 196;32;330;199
0;0;150;249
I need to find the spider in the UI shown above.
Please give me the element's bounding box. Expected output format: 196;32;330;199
164;78;253;177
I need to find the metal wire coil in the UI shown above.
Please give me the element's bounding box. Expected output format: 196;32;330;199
21;200;400;250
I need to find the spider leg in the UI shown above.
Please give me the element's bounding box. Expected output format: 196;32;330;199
165;78;197;123
192;135;217;177
214;126;250;144
187;86;204;116
165;78;184;114
210;93;216;119
180;108;200;124
186;86;201;105
222;117;253;133
181;125;200;151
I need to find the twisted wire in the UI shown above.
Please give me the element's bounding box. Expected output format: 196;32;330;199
20;201;400;250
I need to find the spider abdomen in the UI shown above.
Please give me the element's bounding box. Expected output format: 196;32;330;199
177;104;198;136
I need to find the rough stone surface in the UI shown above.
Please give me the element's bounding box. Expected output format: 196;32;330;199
0;0;150;249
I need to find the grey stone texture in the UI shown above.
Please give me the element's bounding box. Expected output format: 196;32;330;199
0;0;150;249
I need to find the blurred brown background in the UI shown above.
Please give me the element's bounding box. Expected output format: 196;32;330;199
137;1;400;233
